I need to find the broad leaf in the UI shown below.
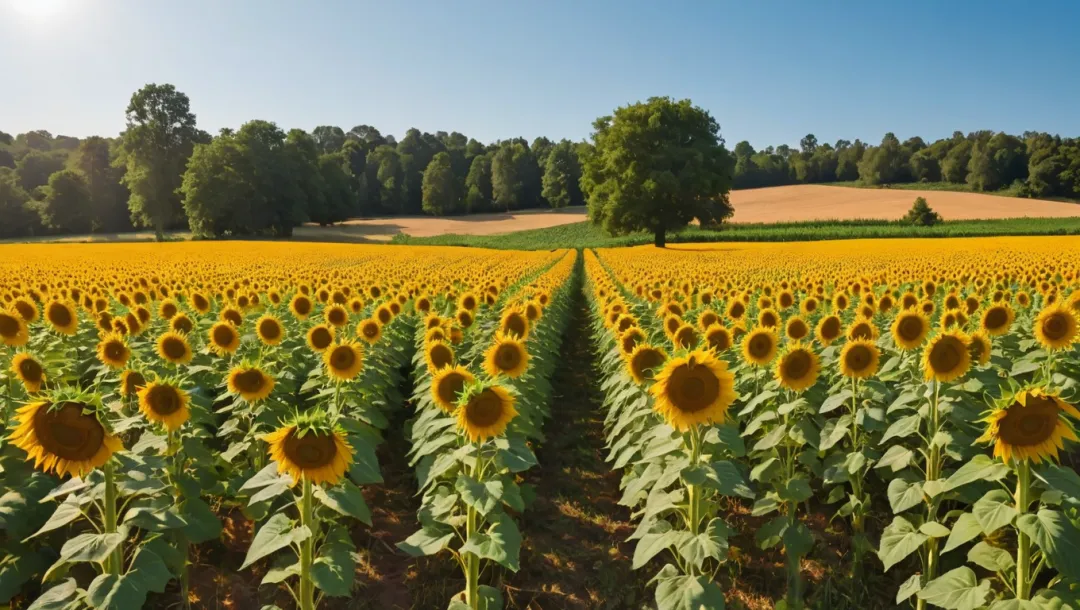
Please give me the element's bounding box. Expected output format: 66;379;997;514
917;567;991;610
241;513;310;570
879;516;927;572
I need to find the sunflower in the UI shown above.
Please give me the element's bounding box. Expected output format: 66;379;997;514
45;301;78;335
375;304;393;325
784;316;810;342
456;309;474;328
840;339;880;379
698;310;720;331
891;310;929;351
923;330;971;383
324;304;349;328
1034;304;1078;350
209;322;241;356
650;349;737;431
704;324;733;353
976;388;1080;464
741;327;778;366
158;299;179;320
263;416;354;486
672;323;699;349
816;315;842;346
775;344;820;393
191;292;212;314
307;324;335;353
426;340;455;373
120;370;146;398
726;300;746;322
483;333;529;379
227;365;275;402
137;380;191;431
757;308;780;329
627;344;668;384
290;294;313;320
968;331;992;366
96;332;130;369
846;318;879;341
12;353;46;393
431;365;475;413
500;308;530;339
620;327;647;355
10;400;122;478
458;292;479;312
12;297;39;323
456;383;518;442
324;341;364;381
171;313;194;334
253;315;284;346
357;318;382;345
0;311;29;347
156;331;193;365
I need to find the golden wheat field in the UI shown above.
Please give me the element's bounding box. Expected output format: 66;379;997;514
1;236;1079;610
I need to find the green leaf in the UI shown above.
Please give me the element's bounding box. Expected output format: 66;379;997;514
778;477;813;504
752;425;787;452
944;455;1010;492
455;474;503;517
347;435;383;485
241;513;310;570
896;573;922;604
27;496;83;540
819;390;853;415
123;505;187;532
86;573;148;610
26;578;78;610
972;489;1018;534
887;478;924;514
127;547;172;594
181;496;223;544
881;414;921;444
967;541;1015;572
920;521;951;538
1035;463;1080;504
677;518;732;569
878;516;928;572
397;525;455;557
460;516;521;572
1016;509;1080;581
750;457;780;483
654;572;726;610
818;415;851;451
755;515;789;550
314;481;372;525
261;563;299;585
783;521;814;558
311;537;355;597
942;513;982;554
0;549;47;603
916;567;991;610
633;521;679;569
698;461;755;499
60;532;125;564
876;445;914;473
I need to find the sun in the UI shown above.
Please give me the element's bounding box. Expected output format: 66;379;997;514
8;0;67;18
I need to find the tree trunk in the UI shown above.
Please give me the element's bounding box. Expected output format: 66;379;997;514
654;228;666;248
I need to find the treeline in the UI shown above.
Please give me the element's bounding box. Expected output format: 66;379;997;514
733;131;1080;199
0;83;587;239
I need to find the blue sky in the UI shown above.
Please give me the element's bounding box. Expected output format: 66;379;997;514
2;0;1078;149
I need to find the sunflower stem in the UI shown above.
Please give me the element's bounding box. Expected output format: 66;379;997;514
1015;459;1032;600
686;424;702;576
299;477;315;610
103;460;122;577
464;440;482;609
918;381;942;610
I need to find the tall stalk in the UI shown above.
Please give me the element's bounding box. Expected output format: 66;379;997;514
298;477;315;610
102;460;122;576
917;381;941;610
1015;460;1032;600
848;377;866;569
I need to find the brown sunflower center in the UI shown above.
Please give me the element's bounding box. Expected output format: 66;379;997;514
162;337;188;360
34;402;105;461
998;398;1060;447
234;369;267;393
820;317;841;340
436;372;468;407
19;357;43;382
845;345;872;372
105;341;127;361
748;334;773;358
631;349;665;379
760;312;778;327
161;303;177;319
782;350;813;380
259;319;282;340
503;313;527;337
494;343;522;371
223;310;242;326
213;325;237;347
15;301;36;321
787;320;809;340
146;385;182;416
666;365;721;414
675;327;698;348
898;315;925;341
729;302;745;319
849;322;874;340
1042;313;1068;340
465;389;506;427
362;322;379;339
983;307;1006;330
328;308;347;326
707;329;731;351
428;344;453;369
293;297;312;315
377;308;392;324
1;313;21;337
284;431;337;468
172;316;192;334
310;327;333;349
330;345;356;370
929;336;965;373
123;372;146;396
47;303;72;327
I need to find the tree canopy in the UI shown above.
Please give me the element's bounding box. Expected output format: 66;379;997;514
582;97;735;247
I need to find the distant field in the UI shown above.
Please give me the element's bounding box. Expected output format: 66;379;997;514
294;206;587;242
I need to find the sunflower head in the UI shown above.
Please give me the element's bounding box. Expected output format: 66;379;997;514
12;297;39;323
977;387;1080;465
892;310;929;351
785;316;810;341
0;311;30;347
650;349;737;431
500;308;530;339
846;318;878;342
774;343;820;393
157;331;193;365
672;323;699;350
627;344;668;384
263;411;354;486
456;309;474;328
97;332;130;369
431;365;476;413
704;324;733;353
483;332;529;379
137;378;191;432
757;308;780;329
741;327;778;366
120;369;146;398
426;340;456;373
171;313;194;334
619;327;647;356
698;310;720;331
307;324;335;353
923;330;971;383
816;315;842;346
290;294;313;320
375;305;393;325
357;318;382;345
228;364;275;403
209;321;241;356
456;382;518;442
968;331;992;366
325;304;349;328
840;339;880;379
1034;305;1078;351
12;352;46;393
256;315;285;346
45;301;78;335
324;341;364;381
9;392;122;478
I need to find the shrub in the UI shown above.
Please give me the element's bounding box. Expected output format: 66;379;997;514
902;196;942;226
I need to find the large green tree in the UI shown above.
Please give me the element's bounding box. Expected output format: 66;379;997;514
0;170;40;237
421;152;458;215
120;84;205;239
72;137;129;232
540;140;583;208
16;150;66;193
464;153;493;213
491;142;524;211
582;97;735;247
39;170;92;233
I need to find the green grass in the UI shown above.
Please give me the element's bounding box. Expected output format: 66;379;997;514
831;180;1030;197
390;217;1080;250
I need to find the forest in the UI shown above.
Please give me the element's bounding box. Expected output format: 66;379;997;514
1;83;1078;240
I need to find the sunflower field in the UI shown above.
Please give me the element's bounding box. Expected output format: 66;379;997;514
0;242;575;610
585;237;1080;609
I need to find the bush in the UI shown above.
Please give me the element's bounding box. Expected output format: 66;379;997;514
902;196;942;226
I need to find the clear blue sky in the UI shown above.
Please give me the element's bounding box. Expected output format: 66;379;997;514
2;0;1078;149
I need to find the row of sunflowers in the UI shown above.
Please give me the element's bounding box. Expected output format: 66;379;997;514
0;242;570;610
583;237;1080;610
